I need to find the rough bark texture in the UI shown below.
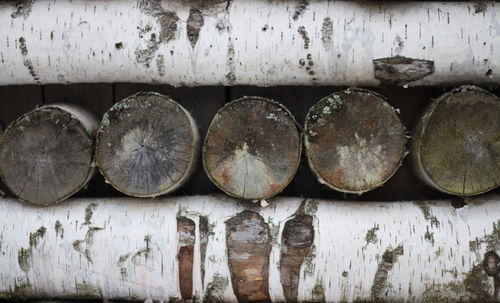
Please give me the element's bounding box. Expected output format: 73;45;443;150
304;88;406;193
1;195;500;301
411;85;500;196
177;217;195;300
0;104;98;205
203;97;301;200
226;210;271;302
95;92;199;197
0;1;498;86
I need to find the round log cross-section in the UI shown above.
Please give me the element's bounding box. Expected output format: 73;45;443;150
95;92;199;197
304;88;406;193
203;97;301;200
0;104;99;205
411;86;500;196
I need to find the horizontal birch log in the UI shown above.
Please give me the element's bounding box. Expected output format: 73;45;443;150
95;92;199;197
411;86;500;196
0;1;498;86
304;88;406;193
0;104;98;205
2;195;500;302
203;97;301;200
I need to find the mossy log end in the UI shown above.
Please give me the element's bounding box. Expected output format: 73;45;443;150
0;104;98;205
95;92;199;198
203;97;301;200
411;86;500;196
304;88;406;194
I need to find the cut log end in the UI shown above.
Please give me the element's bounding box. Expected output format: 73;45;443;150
96;92;199;198
412;86;500;196
0;105;97;205
305;88;406;194
203;97;301;200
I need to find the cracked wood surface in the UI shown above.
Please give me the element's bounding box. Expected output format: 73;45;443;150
0;104;98;205
0;1;498;86
411;86;500;196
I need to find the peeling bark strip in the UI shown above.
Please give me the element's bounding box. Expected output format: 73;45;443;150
95;92;199;197
280;209;314;302
226;210;271;302
0;104;98;205
203;97;301;200
304;88;406;193
411;85;500;196
373;56;434;86
199;216;209;286
177;217;195;300
0;1;498;86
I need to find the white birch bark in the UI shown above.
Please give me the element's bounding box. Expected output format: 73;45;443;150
0;0;498;86
1;195;500;302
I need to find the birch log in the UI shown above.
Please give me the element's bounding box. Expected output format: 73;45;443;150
1;195;500;302
411;86;500;196
305;88;406;193
95;92;199;197
203;97;301;200
0;1;499;86
0;104;98;205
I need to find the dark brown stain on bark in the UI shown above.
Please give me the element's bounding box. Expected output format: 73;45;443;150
138;0;179;43
187;8;204;48
200;216;209;286
373;56;434;86
226;210;271;302
483;251;500;298
280;203;314;302
178;217;195;300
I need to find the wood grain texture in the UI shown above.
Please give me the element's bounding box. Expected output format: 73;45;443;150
411;85;500;196
203;97;301;200
0;104;98;205
304;88;406;193
96;92;199;197
177;217;195;300
226;210;271;303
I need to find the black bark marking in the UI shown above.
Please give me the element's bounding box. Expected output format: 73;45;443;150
96;92;199;197
321;17;333;51
178;217;195;300
187;9;204;48
297;26;310;49
55;220;64;239
484;251;500;298
115;42;123;49
11;0;33;19
280;203;314;302
371;245;404;301
203;97;301;200
474;2;487;14
72;226;104;263
156;54;165;76
0;106;96;205
226;210;271;302
292;0;309;21
84;203;97;225
200;216;209;286
373;56;434;86
17;226;47;273
18;37;41;84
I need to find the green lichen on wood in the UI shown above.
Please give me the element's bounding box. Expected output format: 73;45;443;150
303;244;316;277
469;220;500;255
421;281;464;303
365;224;379;245
202;274;228;303
84;203;97;225
342;271;348;277
72;227;104;263
75;280;102;298
29;226;46;247
312;279;326;303
424;228;435;245
371;244;404;300
17;248;31;273
306;200;318;215
414;201;440;228
463;263;494;302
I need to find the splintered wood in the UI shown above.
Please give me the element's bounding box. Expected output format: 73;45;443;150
412;86;500;196
96;92;199;197
0;104;98;205
203;97;301;200
305;88;406;193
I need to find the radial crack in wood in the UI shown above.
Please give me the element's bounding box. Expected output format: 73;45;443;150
304;88;406;194
96;92;199;197
0;104;98;205
226;210;271;302
203;97;301;200
411;85;500;196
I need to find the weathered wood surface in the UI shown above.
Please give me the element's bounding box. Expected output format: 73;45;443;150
0;104;98;205
96;92;199;197
1;195;500;302
203;97;301;200
0;1;498;86
411;86;500;196
305;88;406;193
